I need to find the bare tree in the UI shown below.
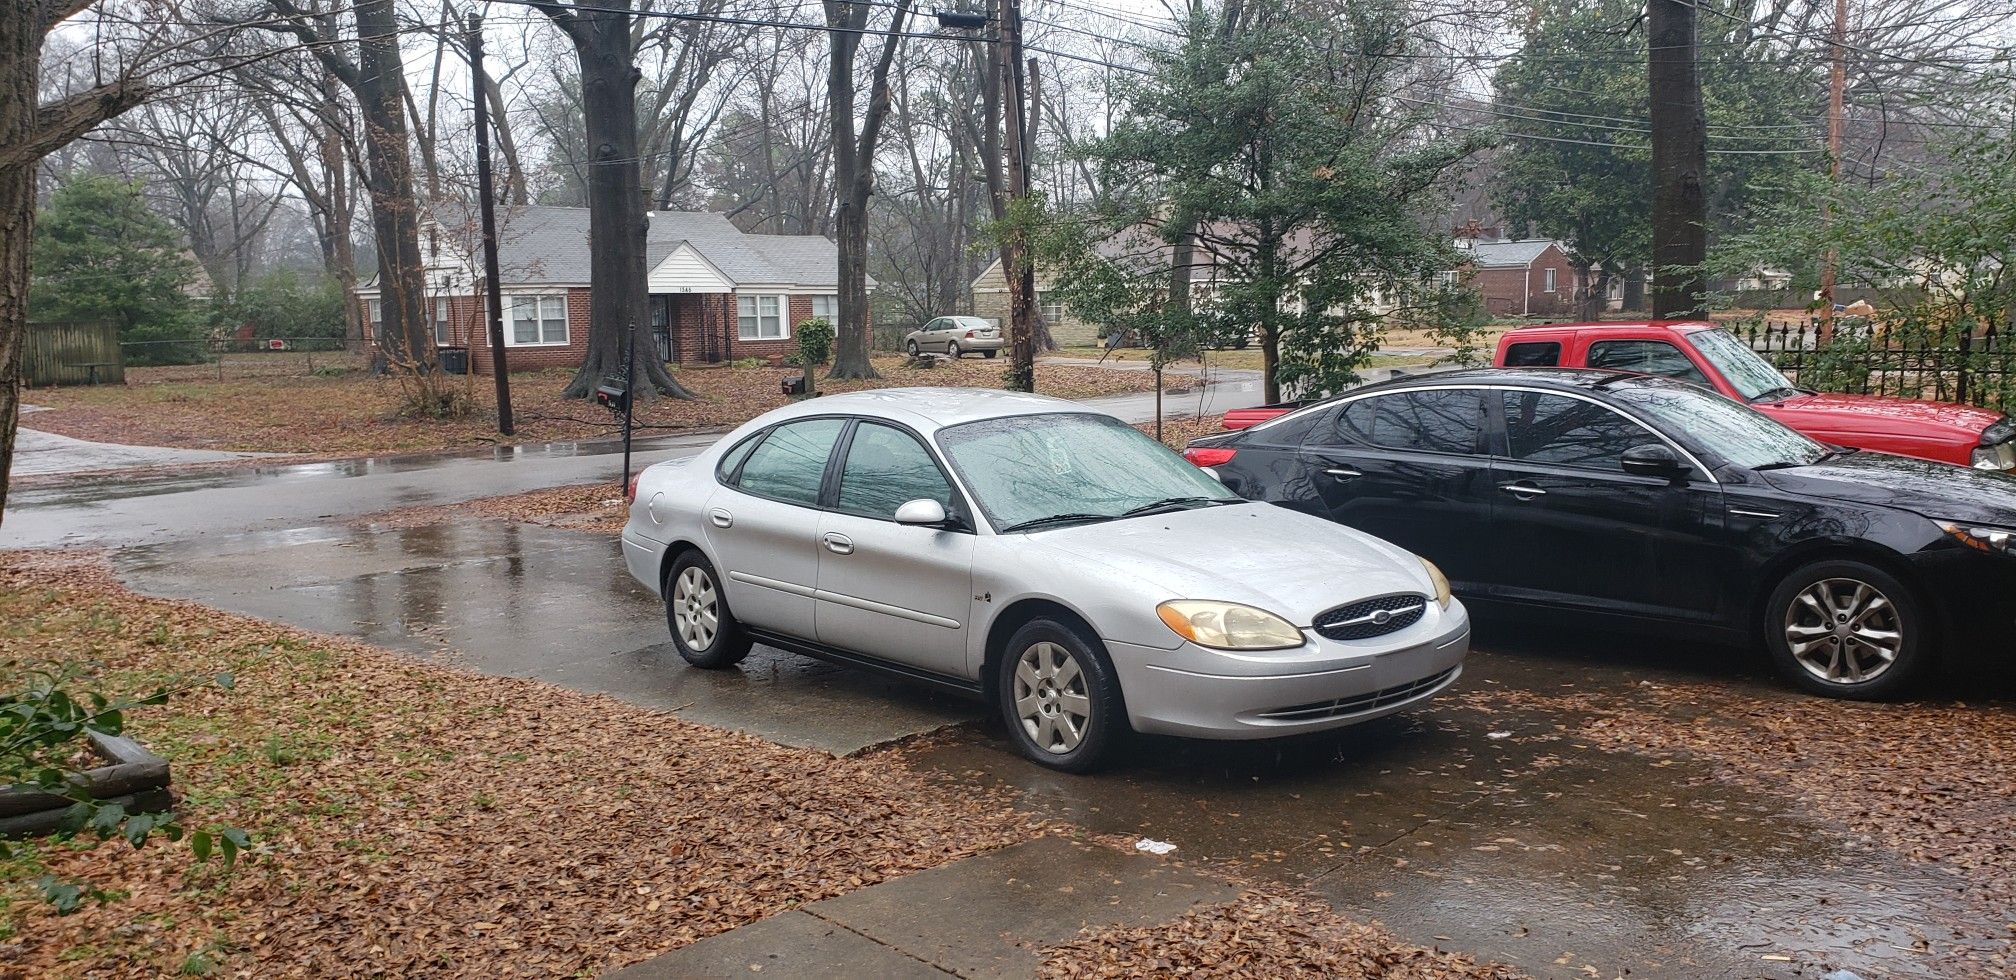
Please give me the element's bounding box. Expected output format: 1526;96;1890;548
824;0;914;380
531;0;694;400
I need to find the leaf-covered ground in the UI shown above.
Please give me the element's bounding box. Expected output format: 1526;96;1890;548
0;551;1040;977
1040;888;1525;979
21;355;1177;460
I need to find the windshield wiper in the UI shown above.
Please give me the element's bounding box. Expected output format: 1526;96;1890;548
1749;386;1802;404
998;513;1113;533
1118;496;1235;518
1754;447;1856;471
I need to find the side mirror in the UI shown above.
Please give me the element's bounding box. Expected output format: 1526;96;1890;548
1620;443;1688;480
894;498;950;526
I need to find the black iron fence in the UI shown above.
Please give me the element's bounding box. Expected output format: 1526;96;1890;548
1730;318;2016;411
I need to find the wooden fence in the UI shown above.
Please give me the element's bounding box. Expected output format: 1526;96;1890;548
23;321;122;387
1730;318;2014;411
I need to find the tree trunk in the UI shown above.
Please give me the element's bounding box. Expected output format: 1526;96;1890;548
1579;262;1605;320
557;1;691;400
0;163;30;523
354;0;440;395
1648;0;1707;318
824;0;910;381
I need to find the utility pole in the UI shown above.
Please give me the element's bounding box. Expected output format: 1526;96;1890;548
1647;0;1707;319
469;12;514;435
1818;0;1847;342
998;0;1037;391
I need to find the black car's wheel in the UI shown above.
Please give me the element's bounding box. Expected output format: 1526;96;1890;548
947;340;962;358
996;619;1125;772
982;349;998;359
905;339;920;356
1764;559;1927;699
665;551;752;669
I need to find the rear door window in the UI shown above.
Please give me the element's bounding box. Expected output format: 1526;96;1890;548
734;418;847;505
1502;341;1561;367
1587;340;1709;386
1336;390;1485;455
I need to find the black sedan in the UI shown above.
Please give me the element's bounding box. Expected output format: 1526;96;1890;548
1184;368;2016;698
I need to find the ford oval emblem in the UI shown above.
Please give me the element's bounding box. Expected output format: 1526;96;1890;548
1370;609;1392;625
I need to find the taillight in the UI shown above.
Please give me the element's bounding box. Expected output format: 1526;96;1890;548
626;472;642;503
965;330;978;339
1184;446;1237;467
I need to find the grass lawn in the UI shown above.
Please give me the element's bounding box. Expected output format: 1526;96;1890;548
0;552;1037;977
20;355;1176;460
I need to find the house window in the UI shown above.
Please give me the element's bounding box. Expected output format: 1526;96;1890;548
1433;270;1457;289
1544;268;1558;293
508;295;568;346
809;294;839;322
737;294;788;341
433;297;453;345
1037;292;1064;324
365;298;382;335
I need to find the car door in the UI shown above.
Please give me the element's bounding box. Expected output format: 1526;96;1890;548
1291;388;1496;590
1485;389;1726;621
814;420;977;677
707;417;847;639
915;317;940;350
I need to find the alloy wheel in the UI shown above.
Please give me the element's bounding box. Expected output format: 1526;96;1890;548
1012;641;1092;754
672;566;719;652
1783;577;1902;685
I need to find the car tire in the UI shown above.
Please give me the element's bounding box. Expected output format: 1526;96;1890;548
665;551;752;669
996;619;1125;772
906;340;920;356
983;349;998;359
1764;559;1928;699
947;340;962;358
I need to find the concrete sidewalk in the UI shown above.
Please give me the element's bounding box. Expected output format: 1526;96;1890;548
607;836;1237;978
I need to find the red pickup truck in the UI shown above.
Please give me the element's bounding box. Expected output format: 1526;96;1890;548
1490;321;2014;470
1216;320;2016;470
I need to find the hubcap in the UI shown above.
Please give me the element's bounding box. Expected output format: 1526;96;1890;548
671;566;719;652
1012;641;1091;754
1784;577;1902;685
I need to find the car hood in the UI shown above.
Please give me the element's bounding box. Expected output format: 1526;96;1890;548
1756;391;2003;442
1755;451;2016;525
1023;502;1432;626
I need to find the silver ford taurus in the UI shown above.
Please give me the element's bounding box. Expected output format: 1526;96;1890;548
621;388;1469;770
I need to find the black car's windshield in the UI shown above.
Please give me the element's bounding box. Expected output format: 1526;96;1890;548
1607;381;1830;470
936;413;1240;532
1684;327;1797;401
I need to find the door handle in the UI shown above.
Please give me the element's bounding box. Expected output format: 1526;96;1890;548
1323;466;1363;480
708;508;733;528
1498;483;1547;499
822;532;854;555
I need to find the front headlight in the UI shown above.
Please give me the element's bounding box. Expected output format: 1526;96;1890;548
1420;557;1452;610
1970;441;2016;470
1156;600;1305;650
1937;520;2016;557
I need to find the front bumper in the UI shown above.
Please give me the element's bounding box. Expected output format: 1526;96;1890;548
1108;603;1471;739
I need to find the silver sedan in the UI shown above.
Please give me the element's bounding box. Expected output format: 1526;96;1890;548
621;388;1469;771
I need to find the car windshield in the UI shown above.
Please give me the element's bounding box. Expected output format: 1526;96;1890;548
936;412;1241;531
1607;381;1830;469
1684;327;1797;401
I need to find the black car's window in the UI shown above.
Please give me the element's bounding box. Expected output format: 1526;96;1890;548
715;432;764;483
1503;341;1561;367
837;422;955;519
734;417;846;505
1502;392;1660;473
1335;390;1484;454
1587;340;1709;386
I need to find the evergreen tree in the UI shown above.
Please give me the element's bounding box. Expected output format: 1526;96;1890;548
29;175;201;359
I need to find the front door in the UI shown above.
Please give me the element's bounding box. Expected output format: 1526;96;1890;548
813;420;975;676
1484;390;1725;621
1295;388;1496;591
707;418;848;638
649;295;676;363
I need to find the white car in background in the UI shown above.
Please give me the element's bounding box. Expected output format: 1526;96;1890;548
621;388;1470;771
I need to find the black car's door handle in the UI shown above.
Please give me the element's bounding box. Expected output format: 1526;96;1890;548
1323;466;1363;480
1498;482;1547;499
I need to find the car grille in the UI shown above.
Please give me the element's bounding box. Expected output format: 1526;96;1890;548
1312;593;1428;641
1256;667;1458;722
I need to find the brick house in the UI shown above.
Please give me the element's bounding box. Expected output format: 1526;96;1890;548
353;205;859;374
1453;238;1581;318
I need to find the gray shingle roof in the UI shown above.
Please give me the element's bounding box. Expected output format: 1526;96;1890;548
1462;239;1558;269
433;204;842;288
